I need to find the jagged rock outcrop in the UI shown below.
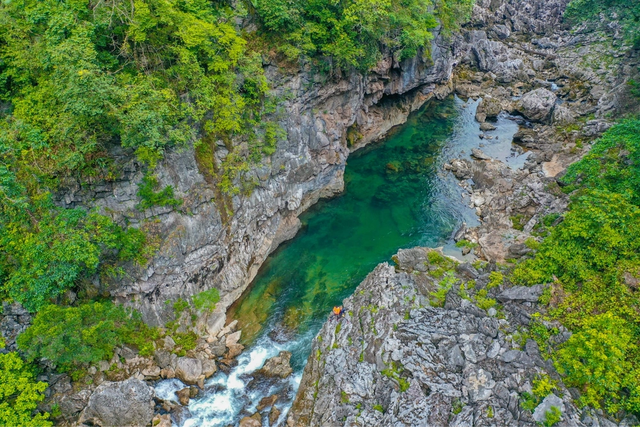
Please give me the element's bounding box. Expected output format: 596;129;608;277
78;379;154;427
287;250;630;427
287;252;561;426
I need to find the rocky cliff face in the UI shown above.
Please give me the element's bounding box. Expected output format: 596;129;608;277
287;249;637;427
53;31;456;332
287;249;561;426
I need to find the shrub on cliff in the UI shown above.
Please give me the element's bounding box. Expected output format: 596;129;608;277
0;350;51;427
17;302;159;373
555;312;640;413
252;0;474;69
0;189;149;312
565;0;640;47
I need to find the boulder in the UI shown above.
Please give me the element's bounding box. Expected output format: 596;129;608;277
163;336;176;351
477;97;502;120
154;350;172;369
394;247;430;272
256;351;293;379
78;379;154;427
202;359;217;378
141;365;161;380
239;414;262;427
497;284;545;302
471;148;491;160
160;367;175;379
176;387;191;406
516;88;556;122
227;343;245;359
257;394;279;411
480;122;496;131
269;406;281;425
532;393;564;423
225;330;242;347
175;357;203;385
447;159;473;180
217;319;238;338
58;389;91;418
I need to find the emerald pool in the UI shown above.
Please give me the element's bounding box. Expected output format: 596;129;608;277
178;96;525;426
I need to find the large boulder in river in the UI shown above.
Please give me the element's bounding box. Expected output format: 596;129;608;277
78;378;154;426
516;88;556;122
257;351;293;378
476;96;502;122
175;357;203;385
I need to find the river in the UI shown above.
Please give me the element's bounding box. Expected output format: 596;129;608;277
158;95;526;426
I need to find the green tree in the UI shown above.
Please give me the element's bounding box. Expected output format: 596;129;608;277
0;351;52;427
555;313;640;413
18;302;158;372
252;0;473;69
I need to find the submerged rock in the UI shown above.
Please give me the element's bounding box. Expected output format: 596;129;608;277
471;148;492;160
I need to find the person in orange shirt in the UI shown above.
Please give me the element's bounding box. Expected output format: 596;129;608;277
332;306;344;319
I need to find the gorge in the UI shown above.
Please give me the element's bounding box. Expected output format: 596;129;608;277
1;0;640;426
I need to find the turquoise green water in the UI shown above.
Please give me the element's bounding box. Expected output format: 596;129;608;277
229;97;476;359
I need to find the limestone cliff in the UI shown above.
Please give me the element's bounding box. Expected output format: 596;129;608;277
53;31;456;332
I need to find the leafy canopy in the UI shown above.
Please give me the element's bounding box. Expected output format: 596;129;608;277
18;301;159;372
0;351;52;427
252;0;474;69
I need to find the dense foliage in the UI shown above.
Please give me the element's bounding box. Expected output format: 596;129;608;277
252;0;474;69
513;118;640;414
0;350;51;427
0;0;272;169
0;194;149;311
564;0;640;47
0;0;275;311
17;301;159;372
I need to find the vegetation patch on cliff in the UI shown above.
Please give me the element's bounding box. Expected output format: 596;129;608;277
252;0;474;70
513;117;640;415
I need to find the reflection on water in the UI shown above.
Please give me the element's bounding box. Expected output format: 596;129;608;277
185;96;523;426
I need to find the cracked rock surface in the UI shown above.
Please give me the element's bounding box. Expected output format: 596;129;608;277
287;249;629;427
